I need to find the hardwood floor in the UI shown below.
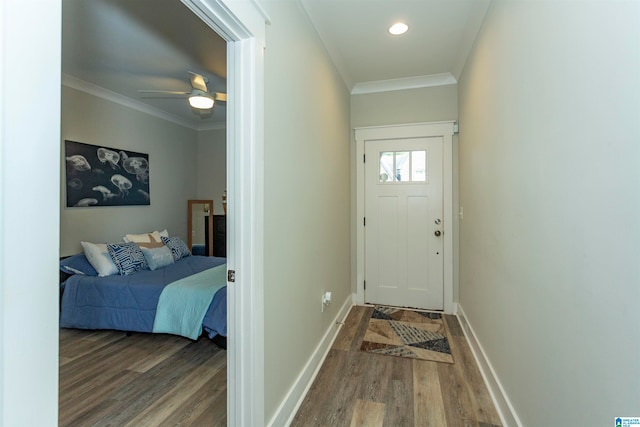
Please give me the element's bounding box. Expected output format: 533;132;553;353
59;328;227;426
292;306;502;427
60;306;500;427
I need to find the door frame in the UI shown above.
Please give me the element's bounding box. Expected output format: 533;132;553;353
1;0;267;424
355;122;455;314
169;1;269;425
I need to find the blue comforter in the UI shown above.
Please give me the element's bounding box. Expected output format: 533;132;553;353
153;263;227;339
60;256;227;339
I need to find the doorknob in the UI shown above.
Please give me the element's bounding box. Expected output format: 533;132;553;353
434;230;441;237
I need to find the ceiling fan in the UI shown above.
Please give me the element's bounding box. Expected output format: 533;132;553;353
138;72;227;110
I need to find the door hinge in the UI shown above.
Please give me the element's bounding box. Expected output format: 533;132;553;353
363;153;366;163
364;280;366;290
363;217;366;226
227;270;236;282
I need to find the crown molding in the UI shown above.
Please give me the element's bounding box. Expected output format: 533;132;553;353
250;0;271;25
197;122;227;131
452;0;491;80
62;74;227;131
351;73;457;95
298;0;354;92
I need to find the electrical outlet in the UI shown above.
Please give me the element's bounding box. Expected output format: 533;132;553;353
321;291;332;312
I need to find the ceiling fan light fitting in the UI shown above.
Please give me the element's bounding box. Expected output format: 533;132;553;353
188;94;214;109
389;22;408;35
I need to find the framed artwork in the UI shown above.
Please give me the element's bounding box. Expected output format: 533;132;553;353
65;140;150;207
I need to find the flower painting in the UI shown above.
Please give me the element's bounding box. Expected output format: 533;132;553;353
65;140;150;207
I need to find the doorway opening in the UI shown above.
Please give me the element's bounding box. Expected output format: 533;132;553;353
58;0;265;425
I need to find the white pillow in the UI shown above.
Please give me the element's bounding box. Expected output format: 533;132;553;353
124;233;152;243
80;241;118;276
124;229;169;243
151;229;169;241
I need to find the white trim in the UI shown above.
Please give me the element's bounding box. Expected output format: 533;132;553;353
181;1;266;426
355;121;455;314
298;0;353;91
250;0;272;25
451;0;491;80
354;120;457;132
268;295;355;427
61;74;226;131
197;121;227;131
2;0;61;423
452;302;459;315
351;73;457;95
457;304;523;427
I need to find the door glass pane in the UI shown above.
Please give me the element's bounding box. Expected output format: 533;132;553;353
379;151;394;182
411;150;426;182
395;151;410;182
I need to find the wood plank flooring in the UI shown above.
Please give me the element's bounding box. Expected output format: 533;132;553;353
59;328;226;426
60;306;500;427
292;306;502;427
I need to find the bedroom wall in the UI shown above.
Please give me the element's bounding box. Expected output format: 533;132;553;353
197;127;226;215
60;86;199;255
262;0;351;422
350;86;460;302
457;1;640;425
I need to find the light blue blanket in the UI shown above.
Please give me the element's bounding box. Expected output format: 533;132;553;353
152;263;227;340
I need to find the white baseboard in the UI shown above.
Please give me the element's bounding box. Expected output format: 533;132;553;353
267;294;354;427
456;304;523;427
452;301;459;315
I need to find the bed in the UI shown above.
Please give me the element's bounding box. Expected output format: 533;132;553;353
60;251;228;347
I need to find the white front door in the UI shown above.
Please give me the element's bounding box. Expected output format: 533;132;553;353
364;136;444;310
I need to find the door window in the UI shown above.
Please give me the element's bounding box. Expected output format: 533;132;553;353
379;150;427;183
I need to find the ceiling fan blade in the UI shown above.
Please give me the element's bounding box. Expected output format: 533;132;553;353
213;92;227;103
138;90;190;95
188;72;208;93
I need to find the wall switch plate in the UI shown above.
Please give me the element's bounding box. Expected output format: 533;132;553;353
322;291;332;312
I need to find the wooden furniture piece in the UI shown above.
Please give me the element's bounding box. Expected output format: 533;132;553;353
206;214;226;257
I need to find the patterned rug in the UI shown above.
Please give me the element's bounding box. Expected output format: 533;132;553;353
360;306;454;364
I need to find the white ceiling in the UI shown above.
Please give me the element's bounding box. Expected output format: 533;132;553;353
62;0;490;129
300;0;491;92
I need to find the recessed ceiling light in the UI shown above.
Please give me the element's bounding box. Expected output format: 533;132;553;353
388;22;408;35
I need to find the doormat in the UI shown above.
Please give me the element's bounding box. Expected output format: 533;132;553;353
360;306;453;364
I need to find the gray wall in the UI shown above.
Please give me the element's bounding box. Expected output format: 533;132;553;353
351;85;457;127
262;0;352;422
351;85;460;301
60;87;199;255
197;128;226;214
458;1;640;425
